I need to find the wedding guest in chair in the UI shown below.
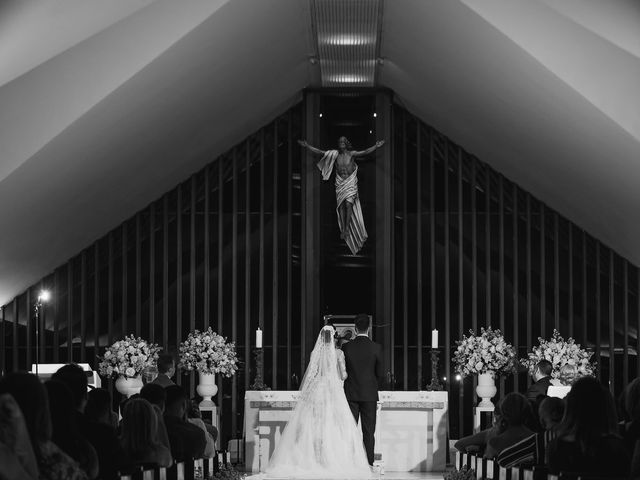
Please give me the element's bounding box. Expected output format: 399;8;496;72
118;398;172;469
186;400;216;457
620;377;640;477
163;386;206;461
45;381;99;479
496;396;564;467
0;393;39;480
140;384;171;452
84;388;119;480
151;355;177;388
484;393;534;459
525;360;553;402
547;376;630;477
454;404;503;455
0;372;89;480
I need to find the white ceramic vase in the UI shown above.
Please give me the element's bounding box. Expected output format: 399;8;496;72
197;372;218;406
115;375;143;398
476;372;497;407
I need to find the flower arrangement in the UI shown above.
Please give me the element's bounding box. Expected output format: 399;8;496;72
444;465;476;480
179;327;238;377
521;329;595;379
98;334;161;379
211;463;243;480
453;327;517;377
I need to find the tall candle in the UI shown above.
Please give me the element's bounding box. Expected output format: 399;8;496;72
256;328;263;348
431;329;438;349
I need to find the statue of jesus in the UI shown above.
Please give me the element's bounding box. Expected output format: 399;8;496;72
298;137;385;255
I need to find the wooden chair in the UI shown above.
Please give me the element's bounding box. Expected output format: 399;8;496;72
498;465;511;480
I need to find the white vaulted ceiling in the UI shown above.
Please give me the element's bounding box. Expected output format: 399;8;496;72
1;0;639;304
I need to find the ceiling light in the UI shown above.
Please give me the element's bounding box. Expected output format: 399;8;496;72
330;75;367;84
321;35;375;46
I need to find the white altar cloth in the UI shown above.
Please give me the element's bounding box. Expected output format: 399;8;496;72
244;390;449;473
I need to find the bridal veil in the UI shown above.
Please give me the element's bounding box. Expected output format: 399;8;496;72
264;325;371;478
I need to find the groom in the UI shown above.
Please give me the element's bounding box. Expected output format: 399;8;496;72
342;314;384;466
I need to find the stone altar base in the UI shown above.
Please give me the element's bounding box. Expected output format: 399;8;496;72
244;390;449;473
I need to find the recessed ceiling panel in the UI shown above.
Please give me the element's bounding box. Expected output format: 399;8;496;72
313;0;382;87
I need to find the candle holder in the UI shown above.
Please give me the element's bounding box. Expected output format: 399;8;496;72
250;348;270;391
426;348;444;391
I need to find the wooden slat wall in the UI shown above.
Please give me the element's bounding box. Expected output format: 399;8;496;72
1;105;304;444
391;102;639;437
2;94;639;443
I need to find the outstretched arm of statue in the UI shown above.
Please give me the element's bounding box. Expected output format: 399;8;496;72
298;139;325;156
351;140;385;158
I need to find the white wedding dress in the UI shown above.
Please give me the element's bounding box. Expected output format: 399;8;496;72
262;326;372;479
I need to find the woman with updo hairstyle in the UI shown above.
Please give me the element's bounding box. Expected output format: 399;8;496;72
547;376;629;476
484;393;534;458
118;398;172;468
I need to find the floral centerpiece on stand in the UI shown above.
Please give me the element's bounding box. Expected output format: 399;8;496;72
179;327;238;406
521;329;595;382
98;334;161;397
453;327;516;407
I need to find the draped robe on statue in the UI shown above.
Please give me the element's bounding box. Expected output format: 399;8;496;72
317;150;368;255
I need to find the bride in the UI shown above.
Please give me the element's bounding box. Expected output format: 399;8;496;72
263;325;371;478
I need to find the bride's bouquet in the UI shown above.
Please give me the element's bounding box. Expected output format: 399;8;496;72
178;327;238;377
453;327;516;377
521;329;595;379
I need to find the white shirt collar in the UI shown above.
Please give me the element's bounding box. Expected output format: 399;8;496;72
356;333;369;337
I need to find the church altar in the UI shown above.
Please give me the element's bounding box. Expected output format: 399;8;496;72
244;390;449;473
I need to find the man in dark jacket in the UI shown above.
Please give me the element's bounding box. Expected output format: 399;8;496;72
151;354;177;388
163;385;206;461
525;359;553;402
341;314;384;466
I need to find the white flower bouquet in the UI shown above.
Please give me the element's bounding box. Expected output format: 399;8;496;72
453;327;517;377
521;329;595;378
98;334;161;379
179;327;238;377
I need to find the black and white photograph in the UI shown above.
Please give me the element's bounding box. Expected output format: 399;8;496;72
1;1;639;479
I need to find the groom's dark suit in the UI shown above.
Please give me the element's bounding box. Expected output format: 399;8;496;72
342;334;384;465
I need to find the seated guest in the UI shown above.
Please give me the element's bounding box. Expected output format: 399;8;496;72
140;383;167;412
186;399;216;457
0;393;39;480
140;384;171;451
191;395;218;443
151;354;176;388
45;381;99;479
163;386;206;461
547;376;630;477
525;359;553;403
558;363;578;386
118;398;172;468
496;396;565;467
0;372;89;480
454;405;502;455
538;396;564;434
85;388;117;427
84;388;119;480
51;364;89;427
484;393;534;459
620;377;640;476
